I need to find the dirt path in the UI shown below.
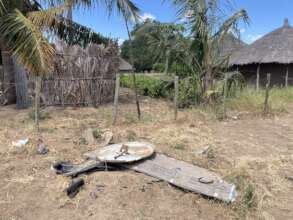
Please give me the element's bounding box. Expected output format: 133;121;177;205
0;98;293;219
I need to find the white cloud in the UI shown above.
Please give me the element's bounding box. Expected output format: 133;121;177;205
118;38;125;46
139;13;156;22
247;34;263;43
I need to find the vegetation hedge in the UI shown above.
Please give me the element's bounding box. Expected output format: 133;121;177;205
120;74;173;98
120;74;200;107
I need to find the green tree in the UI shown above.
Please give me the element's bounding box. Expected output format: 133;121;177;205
121;20;155;72
146;22;185;74
171;0;249;93
121;19;186;74
0;1;58;110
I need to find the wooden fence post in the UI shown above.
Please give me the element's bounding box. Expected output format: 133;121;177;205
112;74;120;125
263;73;271;115
256;64;260;91
174;76;179;120
285;66;289;88
222;72;228;119
35;76;42;131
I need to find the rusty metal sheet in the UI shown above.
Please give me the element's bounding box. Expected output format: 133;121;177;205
86;142;155;163
126;154;237;202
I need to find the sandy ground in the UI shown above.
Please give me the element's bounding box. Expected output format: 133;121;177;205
1;92;293;220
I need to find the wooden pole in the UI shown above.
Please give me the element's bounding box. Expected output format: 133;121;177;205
223;72;228;119
174;76;179;120
113;74;120;125
123;15;141;120
35;76;42;131
256;64;260;91
263;73;271;115
285;66;289;88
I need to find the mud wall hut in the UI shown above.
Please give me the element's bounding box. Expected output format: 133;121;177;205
229;19;293;87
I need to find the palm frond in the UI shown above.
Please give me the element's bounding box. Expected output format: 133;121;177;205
214;9;249;41
28;6;65;30
0;0;6;16
107;0;140;22
0;9;54;75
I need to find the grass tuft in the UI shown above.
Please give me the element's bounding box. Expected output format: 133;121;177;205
226;87;293;114
225;169;258;218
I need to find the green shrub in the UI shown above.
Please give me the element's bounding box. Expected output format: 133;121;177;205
120;74;172;98
121;74;203;108
92;128;102;139
178;77;201;107
152;63;165;72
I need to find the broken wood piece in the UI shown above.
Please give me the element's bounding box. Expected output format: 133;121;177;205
66;178;85;198
124;153;237;203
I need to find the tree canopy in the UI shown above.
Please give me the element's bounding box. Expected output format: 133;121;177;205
121;19;186;73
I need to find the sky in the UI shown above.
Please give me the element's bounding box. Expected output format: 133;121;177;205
73;0;293;44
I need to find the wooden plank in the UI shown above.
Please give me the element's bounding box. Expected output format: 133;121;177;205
126;154;237;202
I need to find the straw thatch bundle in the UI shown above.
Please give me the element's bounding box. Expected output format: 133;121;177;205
36;41;119;106
218;33;246;59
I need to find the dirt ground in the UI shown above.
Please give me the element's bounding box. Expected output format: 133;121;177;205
1;92;293;220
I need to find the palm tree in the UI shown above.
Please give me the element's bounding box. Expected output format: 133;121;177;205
171;0;249;93
142;22;185;74
0;1;58;110
0;0;136;115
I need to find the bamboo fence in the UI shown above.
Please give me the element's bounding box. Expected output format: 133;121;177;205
34;41;119;106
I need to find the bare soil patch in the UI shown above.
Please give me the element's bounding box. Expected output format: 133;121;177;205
1;93;293;219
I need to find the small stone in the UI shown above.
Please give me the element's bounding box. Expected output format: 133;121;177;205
37;143;49;155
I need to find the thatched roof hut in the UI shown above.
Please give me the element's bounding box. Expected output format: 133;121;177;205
219;33;246;58
230;19;293;87
119;58;133;73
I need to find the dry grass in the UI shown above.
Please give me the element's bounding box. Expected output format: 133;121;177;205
0;92;293;219
226;87;293;114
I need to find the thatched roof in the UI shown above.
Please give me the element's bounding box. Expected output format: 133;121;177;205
119;58;133;71
218;33;246;58
230;19;293;66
